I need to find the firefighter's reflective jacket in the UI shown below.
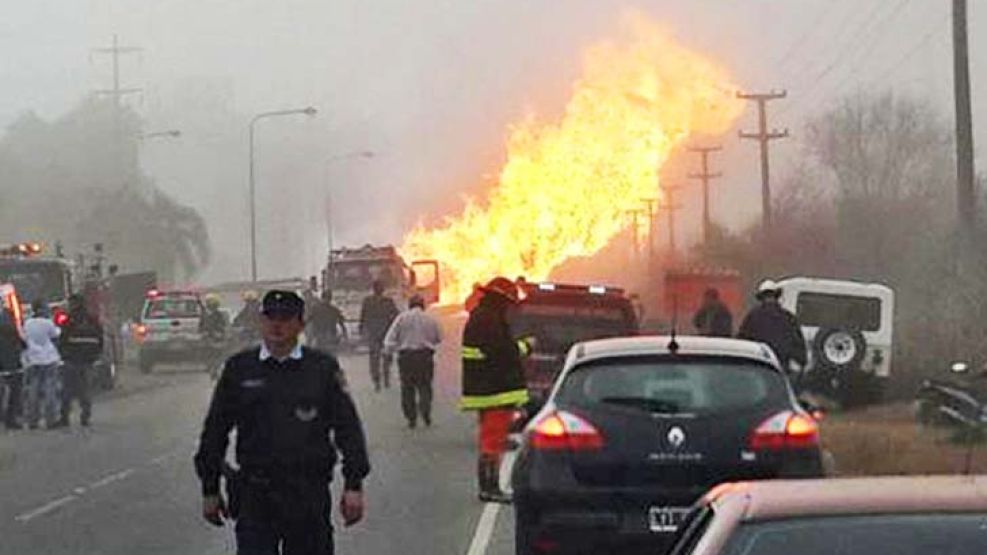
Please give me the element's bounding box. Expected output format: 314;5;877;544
460;294;530;411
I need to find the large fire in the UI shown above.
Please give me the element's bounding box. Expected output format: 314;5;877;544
400;14;743;303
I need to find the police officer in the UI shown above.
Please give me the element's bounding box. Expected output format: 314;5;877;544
194;290;370;555
57;294;103;428
461;277;532;503
738;280;807;371
359;281;399;392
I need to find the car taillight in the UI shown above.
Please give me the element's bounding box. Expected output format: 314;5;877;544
530;410;604;451
749;411;819;450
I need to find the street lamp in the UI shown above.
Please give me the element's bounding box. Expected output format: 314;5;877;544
325;150;376;254
248;106;318;282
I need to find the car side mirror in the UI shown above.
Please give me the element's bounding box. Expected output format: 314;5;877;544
799;397;826;421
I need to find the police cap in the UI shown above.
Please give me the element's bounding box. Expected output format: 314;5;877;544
261;290;305;318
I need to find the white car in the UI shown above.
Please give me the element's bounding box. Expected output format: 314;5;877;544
775;277;894;404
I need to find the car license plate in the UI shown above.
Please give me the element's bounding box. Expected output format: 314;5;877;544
648;506;690;533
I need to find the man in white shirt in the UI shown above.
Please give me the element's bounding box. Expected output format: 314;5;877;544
21;300;63;429
383;295;442;428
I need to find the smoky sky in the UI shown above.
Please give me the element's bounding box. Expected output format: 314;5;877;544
0;1;979;283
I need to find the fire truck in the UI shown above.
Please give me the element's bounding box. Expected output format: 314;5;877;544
324;245;440;346
0;242;74;317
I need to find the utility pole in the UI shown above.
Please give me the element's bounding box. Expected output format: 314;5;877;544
660;185;684;264
640;197;658;268
738;91;788;234
624;208;646;260
687;146;723;246
953;0;976;236
92;35;143;137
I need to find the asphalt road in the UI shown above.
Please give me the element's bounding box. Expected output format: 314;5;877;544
0;318;520;554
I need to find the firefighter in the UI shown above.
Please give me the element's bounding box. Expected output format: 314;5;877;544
461;277;533;503
359;280;399;392
56;294;103;428
738;280;807;371
693;287;733;337
194;290;370;554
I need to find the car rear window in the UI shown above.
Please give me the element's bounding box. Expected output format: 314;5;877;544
795;292;882;332
144;298;201;319
721;514;987;555
555;357;786;415
509;301;636;352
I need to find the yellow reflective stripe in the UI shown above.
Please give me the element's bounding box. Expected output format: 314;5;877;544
517;339;532;357
462;346;486;360
460;389;530;410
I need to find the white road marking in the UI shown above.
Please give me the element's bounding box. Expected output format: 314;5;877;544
465;452;517;554
465;503;501;555
13;467;138;523
14;495;77;523
88;468;135;490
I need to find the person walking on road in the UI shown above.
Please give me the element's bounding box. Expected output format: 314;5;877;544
0;301;24;430
738;280;807;371
693;288;733;337
359;281;399;392
461;277;533;503
21;300;62;430
194;290;370;555
232;291;262;345
305;290;347;353
200;294;229;379
383;294;442;429
56;294;103;428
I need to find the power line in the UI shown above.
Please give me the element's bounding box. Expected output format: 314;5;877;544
784;0;891;88
774;1;854;71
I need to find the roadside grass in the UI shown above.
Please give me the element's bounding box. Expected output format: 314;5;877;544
822;403;987;476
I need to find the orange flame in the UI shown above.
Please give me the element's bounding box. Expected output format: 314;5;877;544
401;14;744;303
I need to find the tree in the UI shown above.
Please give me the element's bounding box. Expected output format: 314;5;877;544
0;96;211;281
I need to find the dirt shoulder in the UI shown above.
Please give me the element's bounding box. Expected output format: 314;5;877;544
823;402;987;476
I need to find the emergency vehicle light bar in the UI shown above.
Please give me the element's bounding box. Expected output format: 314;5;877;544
0;242;43;257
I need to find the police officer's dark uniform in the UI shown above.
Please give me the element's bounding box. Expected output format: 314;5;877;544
57;295;103;427
194;290;370;555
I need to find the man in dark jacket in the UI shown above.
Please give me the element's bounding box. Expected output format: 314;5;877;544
693;288;733;337
305;290;347;353
738;280;807;371
0;297;24;429
194;290;370;554
359;281;399;391
461;277;532;503
57;294;103;428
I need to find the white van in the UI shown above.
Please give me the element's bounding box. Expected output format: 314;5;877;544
775;277;894;404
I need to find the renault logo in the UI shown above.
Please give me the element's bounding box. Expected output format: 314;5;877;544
667;426;686;448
